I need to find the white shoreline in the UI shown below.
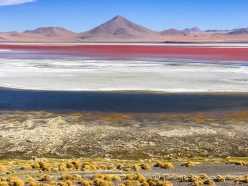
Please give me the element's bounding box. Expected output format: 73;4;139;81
1;42;248;47
0;59;248;92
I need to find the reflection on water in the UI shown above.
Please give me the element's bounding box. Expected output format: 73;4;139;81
1;88;248;113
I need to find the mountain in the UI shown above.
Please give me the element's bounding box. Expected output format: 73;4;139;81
227;28;248;35
183;27;203;33
206;29;230;32
160;28;186;36
78;15;159;41
23;27;75;37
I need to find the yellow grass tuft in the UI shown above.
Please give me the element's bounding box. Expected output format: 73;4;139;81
31;162;40;169
133;165;141;171
163;162;174;169
40;174;52;181
39;162;51;171
21;165;32;170
0;165;6;172
58;181;68;186
0;181;8;186
66;180;74;186
79;179;94;186
6;169;17;174
123;180;141;186
60;174;73;181
204;179;215;185
58;163;68;171
50;181;57;185
8;177;25;186
140;164;151;170
181;161;195;167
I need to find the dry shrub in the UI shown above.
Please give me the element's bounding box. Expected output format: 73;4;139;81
104;175;112;181
94;179;114;186
71;161;81;169
133;165;141;171
58;182;68;186
107;164;116;170
31;162;40;169
6;169;17;174
0;165;6;172
26;181;37;186
79;179;94;186
51;165;59;172
123;180;140;186
136;174;146;183
163;162;174;169
119;184;125;186
0;178;7;182
66;160;81;170
112;176;121;181
66;162;74;169
215;175;225;182
204;179;215;185
123;167;132;172
181;161;195;167
126;174;137;180
50;181;57;185
117;164;125;170
154;161;164;168
163;181;173;186
40;174;52;181
71;174;81;180
227;160;246;166
199;173;209;179
66;180;74;186
25;177;38;186
39;162;51;171
8;177;25;186
194;180;204;186
141;182;149;186
140;164;151;170
82;162;97;171
21;165;32;170
0;181;8;186
58;163;67;171
97;164;107;170
60;174;72;181
93;173;105;180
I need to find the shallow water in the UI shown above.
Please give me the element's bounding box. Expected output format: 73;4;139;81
1;89;248;113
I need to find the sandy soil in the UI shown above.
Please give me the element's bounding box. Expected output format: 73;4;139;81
0;59;247;92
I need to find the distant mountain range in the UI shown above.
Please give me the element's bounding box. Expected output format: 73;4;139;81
0;15;248;42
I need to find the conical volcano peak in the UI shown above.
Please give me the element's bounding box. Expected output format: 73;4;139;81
86;15;156;36
112;15;125;20
111;15;129;23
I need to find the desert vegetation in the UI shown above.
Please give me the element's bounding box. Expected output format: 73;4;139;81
0;159;247;185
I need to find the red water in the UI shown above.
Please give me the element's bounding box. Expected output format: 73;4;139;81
0;44;248;61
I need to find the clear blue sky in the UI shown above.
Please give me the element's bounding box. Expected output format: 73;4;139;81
0;0;248;32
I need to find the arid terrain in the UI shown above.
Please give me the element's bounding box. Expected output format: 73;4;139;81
0;111;248;186
1;16;248;42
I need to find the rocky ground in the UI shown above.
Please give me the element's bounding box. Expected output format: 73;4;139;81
0;111;247;160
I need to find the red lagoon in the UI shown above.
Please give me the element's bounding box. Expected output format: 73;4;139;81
0;44;248;61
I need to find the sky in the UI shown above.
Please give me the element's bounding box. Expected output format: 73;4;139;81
0;0;248;32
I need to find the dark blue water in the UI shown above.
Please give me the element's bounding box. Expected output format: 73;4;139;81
1;88;248;113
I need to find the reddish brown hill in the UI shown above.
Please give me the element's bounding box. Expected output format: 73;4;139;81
228;28;248;35
183;27;203;33
160;28;186;36
78;15;160;41
23;27;75;37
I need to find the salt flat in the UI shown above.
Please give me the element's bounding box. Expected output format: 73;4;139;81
0;58;248;92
